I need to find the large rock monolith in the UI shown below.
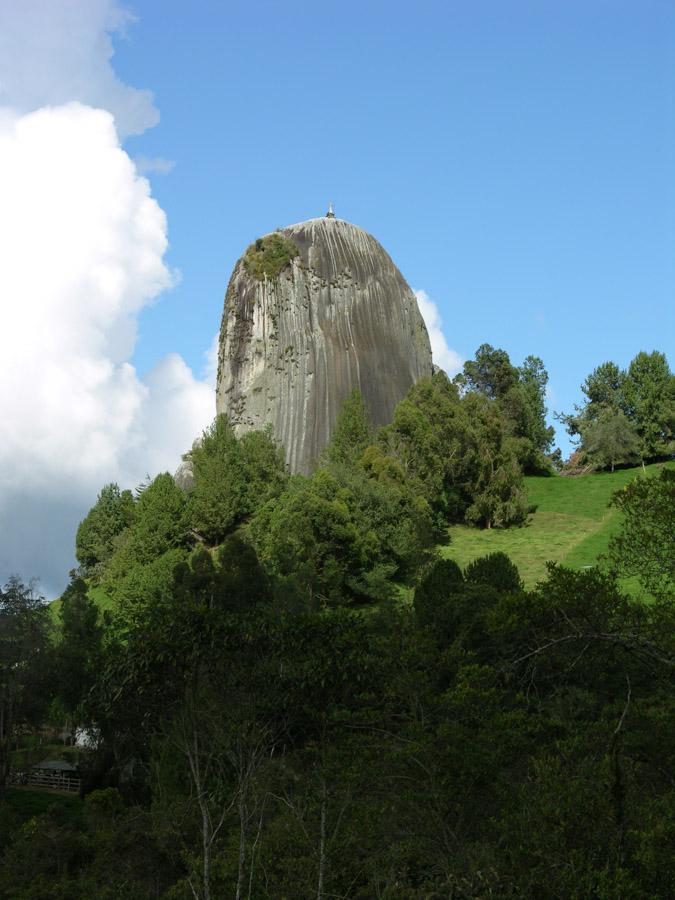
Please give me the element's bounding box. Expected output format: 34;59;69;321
216;213;433;473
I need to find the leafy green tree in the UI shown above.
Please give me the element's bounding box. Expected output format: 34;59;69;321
126;472;188;564
0;578;52;791
582;360;626;416
252;459;434;606
381;373;476;524
608;468;675;603
97;546;282;900
250;472;367;606
413;558;464;629
463;394;528;529
173;537;271;615
464;552;523;593
105;548;188;626
459;348;555;473
188;416;287;544
561;352;674;467
324;389;371;467
54;577;102;717
456;343;518;400
581;408;640;472
76;483;135;578
100;473;189;602
623;351;675;459
514;355;555;470
383;373;529;528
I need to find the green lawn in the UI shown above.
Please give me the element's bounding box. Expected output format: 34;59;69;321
442;461;673;589
48;582;114;627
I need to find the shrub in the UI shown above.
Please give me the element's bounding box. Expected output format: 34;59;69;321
243;232;299;280
464;552;523;593
414;558;464;629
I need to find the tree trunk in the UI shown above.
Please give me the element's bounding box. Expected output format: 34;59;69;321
0;693;13;792
199;795;212;900
317;779;327;900
235;796;246;900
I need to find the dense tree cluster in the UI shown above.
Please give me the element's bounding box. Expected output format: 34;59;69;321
455;343;556;474
72;375;539;613
560;350;675;470
2;542;673;898
3;357;673;898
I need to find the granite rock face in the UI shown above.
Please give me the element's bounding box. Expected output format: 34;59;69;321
216;216;433;474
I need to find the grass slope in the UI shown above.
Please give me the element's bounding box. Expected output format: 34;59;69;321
48;583;114;627
443;462;673;589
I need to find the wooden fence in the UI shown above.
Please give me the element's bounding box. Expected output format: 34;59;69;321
13;771;81;793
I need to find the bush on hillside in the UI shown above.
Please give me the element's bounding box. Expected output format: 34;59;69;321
464;552;523;593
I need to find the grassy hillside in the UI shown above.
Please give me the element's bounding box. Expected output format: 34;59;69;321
50;462;671;620
48;583;114;627
442;461;673;589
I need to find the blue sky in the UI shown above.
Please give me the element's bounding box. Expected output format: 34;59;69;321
0;0;672;595
121;0;674;438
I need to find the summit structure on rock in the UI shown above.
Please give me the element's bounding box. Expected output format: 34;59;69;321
216;212;433;474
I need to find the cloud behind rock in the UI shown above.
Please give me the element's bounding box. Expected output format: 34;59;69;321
414;289;463;377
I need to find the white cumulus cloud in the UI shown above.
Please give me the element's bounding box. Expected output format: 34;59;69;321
0;103;215;594
0;2;216;596
414;289;463;377
0;0;158;136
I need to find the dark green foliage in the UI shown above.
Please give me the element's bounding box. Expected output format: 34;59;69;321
5;557;673;898
464;552;523;593
463;393;529;529
243;231;298;280
381;372;478;524
457;345;555;474
562;350;675;467
173;536;271;614
106;548;188;625
381;373;528;529
323;388;371;466
55;577;102;715
609;467;675;602
513;354;556;470
100;473;189;602
0;788;176;899
188;414;245;542
624;350;675;459
0;578;52;792
415;574;502;654
582;360;626;413
457;342;518;400
125;472;187;564
413;558;464;629
581;407;640;471
75;483;135;578
188;415;287;544
251;460;434;606
7;345;675;897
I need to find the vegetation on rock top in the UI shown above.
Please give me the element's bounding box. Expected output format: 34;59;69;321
243;232;299;280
